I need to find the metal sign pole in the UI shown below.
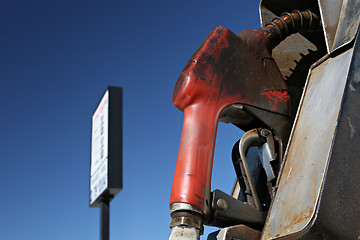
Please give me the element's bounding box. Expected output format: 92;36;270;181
100;199;110;240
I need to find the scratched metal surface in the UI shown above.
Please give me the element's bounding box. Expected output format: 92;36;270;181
260;48;354;239
319;0;360;53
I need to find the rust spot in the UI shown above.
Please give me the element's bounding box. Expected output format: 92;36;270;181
278;207;314;232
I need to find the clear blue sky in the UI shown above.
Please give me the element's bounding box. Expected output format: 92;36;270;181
1;1;260;239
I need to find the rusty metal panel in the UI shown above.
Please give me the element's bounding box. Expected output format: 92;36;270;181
319;0;360;53
303;28;360;238
260;48;354;239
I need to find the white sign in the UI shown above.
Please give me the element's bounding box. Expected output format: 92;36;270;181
90;90;109;205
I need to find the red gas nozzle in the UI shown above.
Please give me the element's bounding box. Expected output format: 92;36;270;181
170;26;290;220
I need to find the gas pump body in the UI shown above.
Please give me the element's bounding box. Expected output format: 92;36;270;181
169;0;360;239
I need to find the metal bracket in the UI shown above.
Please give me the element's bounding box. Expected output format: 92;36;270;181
209;189;267;229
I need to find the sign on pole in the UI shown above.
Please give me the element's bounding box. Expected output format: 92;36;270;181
90;86;123;207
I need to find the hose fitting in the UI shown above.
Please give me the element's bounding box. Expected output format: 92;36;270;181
169;203;204;240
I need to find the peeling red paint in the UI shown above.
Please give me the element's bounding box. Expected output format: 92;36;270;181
262;89;290;104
